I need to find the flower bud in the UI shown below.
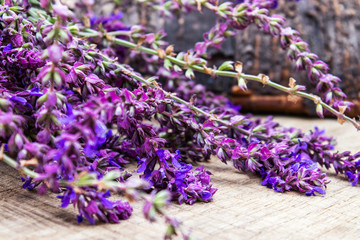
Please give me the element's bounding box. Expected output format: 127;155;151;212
238;77;247;91
316;104;324;118
40;0;50;8
48;44;63;64
2;15;14;24
15;133;24;149
53;4;71;20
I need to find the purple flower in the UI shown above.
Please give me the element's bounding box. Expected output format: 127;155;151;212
156;149;170;168
298;140;308;150
59;187;133;224
47;44;63;64
346;171;359;186
9;96;27;105
40;0;50;8
53;3;71;20
3;43;12;52
1;0;358;232
305;187;325;196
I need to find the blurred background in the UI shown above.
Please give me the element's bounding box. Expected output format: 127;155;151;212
68;0;360;116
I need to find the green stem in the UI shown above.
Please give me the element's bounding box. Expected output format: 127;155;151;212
2;154;39;178
1;153;127;189
101;55;264;139
103;37;359;130
32;0;358;129
78;30;130;38
28;0;40;6
107;30;131;36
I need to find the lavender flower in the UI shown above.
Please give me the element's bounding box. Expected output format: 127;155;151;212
59;187;133;224
0;2;359;239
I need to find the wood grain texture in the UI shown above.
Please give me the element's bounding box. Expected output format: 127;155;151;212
236;0;360;100
1;116;360;240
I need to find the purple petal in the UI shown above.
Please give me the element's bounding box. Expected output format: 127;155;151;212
4;43;12;52
201;191;212;200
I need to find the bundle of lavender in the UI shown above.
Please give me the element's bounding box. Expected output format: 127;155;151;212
0;0;359;239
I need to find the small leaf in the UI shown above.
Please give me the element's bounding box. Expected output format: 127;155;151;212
185;68;195;79
234;61;243;74
156;48;166;59
173;65;182;72
253;125;265;132
154;190;171;209
164;58;172;70
316;104;324;118
237;77;247;91
104;170;121;181
258;74;269;85
165;45;174;55
218;61;234;71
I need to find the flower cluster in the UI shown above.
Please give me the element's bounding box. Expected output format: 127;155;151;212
0;0;359;239
60;188;133;224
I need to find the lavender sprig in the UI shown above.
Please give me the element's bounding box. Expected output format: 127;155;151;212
93;51;329;195
83;33;359;130
137;0;350;110
1;149;191;235
1;1;360;238
21;1;348;197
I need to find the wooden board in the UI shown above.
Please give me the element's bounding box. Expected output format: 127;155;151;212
1;116;360;240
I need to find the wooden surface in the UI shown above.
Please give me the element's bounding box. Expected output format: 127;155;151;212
1;116;360;240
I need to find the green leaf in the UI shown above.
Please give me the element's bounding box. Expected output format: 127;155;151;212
104;170;121;181
147;76;158;83
154;190;171;209
253;125;265;133
185;68;195;79
165;224;176;239
289;131;299;139
218;61;234;71
173;64;182;73
237;77;247;91
36;93;48;107
53;71;63;87
164;58;172;71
